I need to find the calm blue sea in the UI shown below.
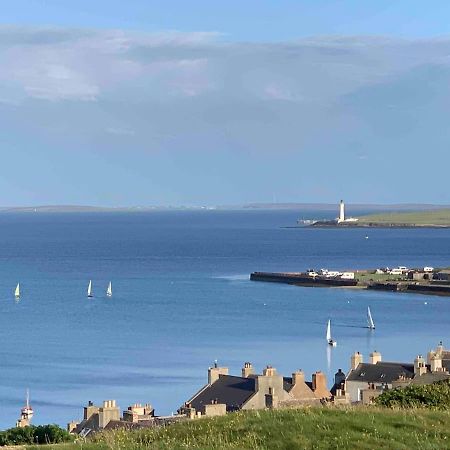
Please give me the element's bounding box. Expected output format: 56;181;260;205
0;210;449;428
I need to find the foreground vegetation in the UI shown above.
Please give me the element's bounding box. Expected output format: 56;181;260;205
22;407;450;450
357;209;450;226
0;424;72;446
376;379;450;409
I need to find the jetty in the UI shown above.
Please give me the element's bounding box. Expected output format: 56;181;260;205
250;272;358;287
250;267;450;296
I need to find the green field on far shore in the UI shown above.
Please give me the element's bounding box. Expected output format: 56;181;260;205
357;209;450;226
25;407;450;450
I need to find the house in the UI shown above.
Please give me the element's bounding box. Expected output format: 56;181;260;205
122;403;155;423
407;271;432;281
68;400;179;436
344;351;414;403
180;362;331;418
434;270;450;282
343;342;450;404
69;400;121;436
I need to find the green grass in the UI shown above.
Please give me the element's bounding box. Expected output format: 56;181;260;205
355;272;406;283
26;407;450;450
357;209;450;226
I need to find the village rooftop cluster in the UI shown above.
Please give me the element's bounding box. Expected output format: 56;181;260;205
13;342;448;437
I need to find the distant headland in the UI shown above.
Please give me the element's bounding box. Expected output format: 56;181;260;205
305;200;450;228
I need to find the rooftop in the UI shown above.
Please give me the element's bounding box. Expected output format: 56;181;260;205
347;362;415;384
187;375;256;412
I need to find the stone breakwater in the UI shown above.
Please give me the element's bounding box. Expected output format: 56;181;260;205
250;272;450;296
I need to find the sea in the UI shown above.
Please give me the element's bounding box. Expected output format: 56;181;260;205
0;209;449;428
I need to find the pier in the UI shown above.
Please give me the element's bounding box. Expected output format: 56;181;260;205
250;269;450;296
249;272;358;287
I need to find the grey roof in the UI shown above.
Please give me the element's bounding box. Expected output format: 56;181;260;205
104;420;157;431
411;372;450;385
73;413;100;435
283;377;293;391
347;362;415;384
187;375;256;412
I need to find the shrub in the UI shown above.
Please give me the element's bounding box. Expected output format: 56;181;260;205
0;424;74;446
375;379;450;409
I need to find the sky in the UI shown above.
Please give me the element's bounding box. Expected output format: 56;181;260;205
2;1;450;206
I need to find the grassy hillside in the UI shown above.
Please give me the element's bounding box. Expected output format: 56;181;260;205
26;407;450;450
357;209;450;226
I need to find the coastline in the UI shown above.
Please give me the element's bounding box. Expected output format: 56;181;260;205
250;271;450;296
310;222;450;229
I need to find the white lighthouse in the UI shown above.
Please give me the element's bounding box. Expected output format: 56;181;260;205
338;200;345;223
336;200;358;224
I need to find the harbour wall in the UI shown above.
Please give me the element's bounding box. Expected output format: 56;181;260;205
249;272;358;287
251;273;450;296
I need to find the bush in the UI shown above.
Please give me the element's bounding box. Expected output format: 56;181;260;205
0;424;74;446
375;379;450;409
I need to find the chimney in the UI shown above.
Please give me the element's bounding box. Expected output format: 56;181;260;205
369;351;382;365
334;369;346;387
350;352;363;370
312;371;327;393
414;355;427;376
265;386;279;409
84;402;99;421
208;364;228;384
430;354;443;372
292;370;305;386
263;365;277;377
241;362;254;378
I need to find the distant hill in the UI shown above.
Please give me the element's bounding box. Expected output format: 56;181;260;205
357;209;450;226
0;203;450;214
244;203;450;211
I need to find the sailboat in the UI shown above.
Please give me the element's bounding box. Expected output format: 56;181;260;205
326;319;337;346
106;281;112;297
367;306;375;330
14;283;20;299
87;280;93;298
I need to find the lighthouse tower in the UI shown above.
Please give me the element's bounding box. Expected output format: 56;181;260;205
338;200;345;223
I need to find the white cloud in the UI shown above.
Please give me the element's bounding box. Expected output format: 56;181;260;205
2;26;450;157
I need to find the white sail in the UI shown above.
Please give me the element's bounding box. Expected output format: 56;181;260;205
106;281;112;297
326;319;331;342
87;280;93;297
15;283;20;298
367;306;375;329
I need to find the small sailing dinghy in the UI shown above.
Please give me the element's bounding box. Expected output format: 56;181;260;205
106;281;112;297
14;283;20;300
326;319;337;346
87;280;93;298
367;306;375;330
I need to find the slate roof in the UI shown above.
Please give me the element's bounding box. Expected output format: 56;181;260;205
188;375;256;412
347;362;415;384
104;420;157;431
283;377;293;391
73;413;100;435
411;372;450;385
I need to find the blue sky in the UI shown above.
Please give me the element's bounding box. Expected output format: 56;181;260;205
1;1;450;206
